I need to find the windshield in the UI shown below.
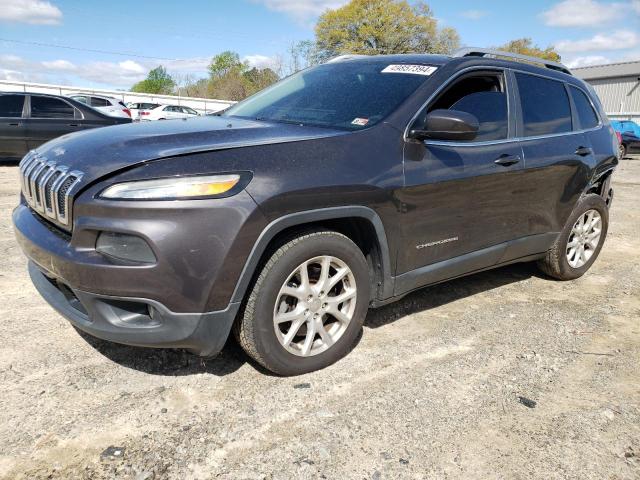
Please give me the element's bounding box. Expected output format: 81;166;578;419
223;60;436;130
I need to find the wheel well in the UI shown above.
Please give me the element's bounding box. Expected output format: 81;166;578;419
257;217;386;302
586;169;613;197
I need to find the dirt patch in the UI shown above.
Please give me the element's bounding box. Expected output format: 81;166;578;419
0;159;638;479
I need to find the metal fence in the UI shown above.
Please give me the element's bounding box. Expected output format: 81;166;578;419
0;80;235;114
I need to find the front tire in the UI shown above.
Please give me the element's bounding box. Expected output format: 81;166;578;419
234;230;370;376
537;194;609;280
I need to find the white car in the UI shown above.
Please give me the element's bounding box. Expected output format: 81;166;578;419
143;104;200;121
127;102;161;121
68;94;131;119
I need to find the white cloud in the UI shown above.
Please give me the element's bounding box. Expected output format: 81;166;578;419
0;0;62;25
80;60;148;86
460;10;488;20
0;54;148;87
541;0;624;27
251;0;348;21
566;55;612;68
556;30;640;52
41;59;77;71
243;54;278;69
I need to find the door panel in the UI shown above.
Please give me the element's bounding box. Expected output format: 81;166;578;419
520;133;595;233
0;120;27;158
399;140;525;274
0;94;28;158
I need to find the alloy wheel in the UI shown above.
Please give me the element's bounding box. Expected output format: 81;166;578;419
273;255;357;356
566;209;602;268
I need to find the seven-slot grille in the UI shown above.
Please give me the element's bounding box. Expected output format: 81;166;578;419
19;152;83;230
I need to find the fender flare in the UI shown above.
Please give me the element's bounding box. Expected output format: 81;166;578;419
229;206;394;305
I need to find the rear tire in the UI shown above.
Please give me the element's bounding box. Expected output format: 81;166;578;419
537;194;609;280
234;230;370;376
619;143;627;159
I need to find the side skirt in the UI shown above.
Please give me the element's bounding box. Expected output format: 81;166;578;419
373;233;558;307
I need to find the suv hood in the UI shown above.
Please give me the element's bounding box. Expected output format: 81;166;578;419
32;116;347;182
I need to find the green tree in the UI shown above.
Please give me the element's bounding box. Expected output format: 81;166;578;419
206;51;280;101
314;0;459;60
495;38;561;62
208;51;248;79
131;66;176;94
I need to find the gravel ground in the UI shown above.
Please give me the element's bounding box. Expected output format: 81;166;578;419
0;158;638;480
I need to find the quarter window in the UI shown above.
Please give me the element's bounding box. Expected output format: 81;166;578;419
569;86;599;130
0;94;25;117
515;73;572;136
31;96;75;119
90;97;110;107
419;71;509;142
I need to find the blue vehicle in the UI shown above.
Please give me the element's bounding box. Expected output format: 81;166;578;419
611;120;640;157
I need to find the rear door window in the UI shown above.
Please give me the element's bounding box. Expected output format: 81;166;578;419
515;73;572;136
569;86;599;130
31;96;75;119
0;94;25;117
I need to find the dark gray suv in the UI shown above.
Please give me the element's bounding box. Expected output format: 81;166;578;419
13;49;618;375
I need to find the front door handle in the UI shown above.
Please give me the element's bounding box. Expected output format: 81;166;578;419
575;146;593;156
8;122;22;127
494;154;521;166
68;123;79;127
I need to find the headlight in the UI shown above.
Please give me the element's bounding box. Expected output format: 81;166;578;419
99;174;241;200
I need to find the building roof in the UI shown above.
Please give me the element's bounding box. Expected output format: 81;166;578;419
573;60;640;80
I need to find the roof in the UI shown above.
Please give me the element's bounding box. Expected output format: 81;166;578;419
330;53;451;66
573;60;640;80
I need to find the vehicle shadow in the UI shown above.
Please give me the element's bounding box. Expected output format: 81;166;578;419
365;261;541;329
0;157;20;166
75;261;543;377
74;328;249;377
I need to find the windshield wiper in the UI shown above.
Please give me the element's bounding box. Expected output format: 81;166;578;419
255;116;305;126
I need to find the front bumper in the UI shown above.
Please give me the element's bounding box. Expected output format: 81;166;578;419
12;197;258;355
28;261;239;356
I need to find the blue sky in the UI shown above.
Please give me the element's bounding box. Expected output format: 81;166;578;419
1;0;639;90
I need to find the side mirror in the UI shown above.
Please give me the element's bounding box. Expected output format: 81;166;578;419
409;109;479;141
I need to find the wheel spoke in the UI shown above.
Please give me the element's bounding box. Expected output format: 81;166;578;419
328;307;351;325
327;267;349;291
567;238;579;249
282;317;306;346
274;307;305;324
298;261;310;291
281;285;304;300
327;288;356;306
317;323;334;347
316;256;331;292
579;246;588;264
301;321;317;355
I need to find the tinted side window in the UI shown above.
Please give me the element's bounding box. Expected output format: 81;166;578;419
72;96;89;105
0;95;25;117
90;97;110;107
516;73;572;136
31;96;75;119
569;86;599;130
424;72;508;142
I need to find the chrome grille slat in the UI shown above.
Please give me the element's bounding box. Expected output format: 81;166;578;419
19;153;83;231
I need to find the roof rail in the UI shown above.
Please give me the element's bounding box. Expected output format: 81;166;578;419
453;48;572;75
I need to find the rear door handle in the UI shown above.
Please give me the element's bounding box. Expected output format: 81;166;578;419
575;146;593;156
8;122;22;127
68;123;79;127
494;154;521;166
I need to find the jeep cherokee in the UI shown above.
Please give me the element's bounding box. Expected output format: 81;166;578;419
13;49;618;375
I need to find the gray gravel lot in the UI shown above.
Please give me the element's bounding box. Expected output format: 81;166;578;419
0;158;638;479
